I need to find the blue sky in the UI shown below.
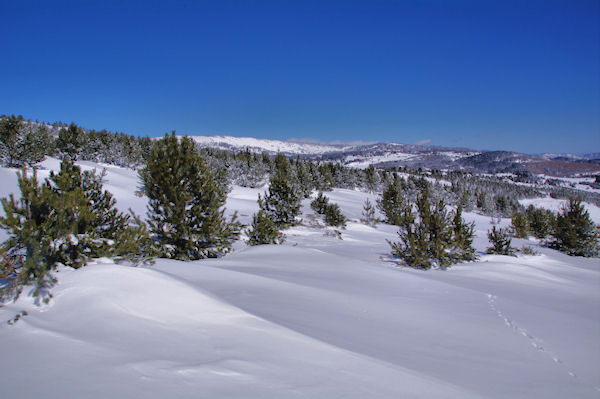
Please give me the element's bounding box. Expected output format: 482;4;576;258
1;0;598;153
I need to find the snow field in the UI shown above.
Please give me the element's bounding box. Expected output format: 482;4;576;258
0;158;599;398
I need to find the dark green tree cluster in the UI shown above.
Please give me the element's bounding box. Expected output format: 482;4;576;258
0;160;152;303
140;133;241;260
486;226;515;256
525;205;555;239
549;198;599;257
388;183;476;269
0;115;52;167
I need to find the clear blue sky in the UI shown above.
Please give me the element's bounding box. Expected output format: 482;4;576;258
1;0;598;153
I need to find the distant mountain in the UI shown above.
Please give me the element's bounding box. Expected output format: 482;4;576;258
186;135;600;177
187;135;353;155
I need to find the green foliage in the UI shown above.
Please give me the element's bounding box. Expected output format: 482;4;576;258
140;133;241;260
487;226;515;256
0;115;51;167
247;210;285;246
310;192;329;214
388;183;477;269
377;175;409;226
511;212;529;239
525;205;554;239
323;203;347;228
360;199;378;226
259;169;302;228
56;123;84;161
549;198;599;257
0;115;23;166
0;160;153;303
451;205;477;261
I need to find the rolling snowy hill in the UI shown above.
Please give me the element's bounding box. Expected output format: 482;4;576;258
185;135;600;177
0;158;599;398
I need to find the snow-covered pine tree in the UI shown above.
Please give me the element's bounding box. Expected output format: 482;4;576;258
310;192;329;214
56;123;84;161
0;115;24;167
140;133;241;260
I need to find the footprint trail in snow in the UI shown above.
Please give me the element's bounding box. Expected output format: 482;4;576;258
486;293;600;393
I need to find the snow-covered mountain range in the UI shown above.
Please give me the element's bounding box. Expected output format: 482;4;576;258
186;135;600;176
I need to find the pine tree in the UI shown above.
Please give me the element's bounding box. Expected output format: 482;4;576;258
323;203;347;228
511;212;529;239
259;169;302;228
140;133;241;260
56;123;84;161
0;160;152;303
525;205;554;239
450;205;477;262
247;210;285;245
388;184;476;269
310;192;329;214
360;199;378;226
549;198;599;257
487;226;515;256
0;115;24;166
377;175;409;226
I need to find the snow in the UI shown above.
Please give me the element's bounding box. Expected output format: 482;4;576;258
1;159;599;398
186;135;354;155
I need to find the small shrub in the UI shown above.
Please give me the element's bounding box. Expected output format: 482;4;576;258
247;210;285;246
487;226;516;256
310;192;329;214
323;203;347;228
360;199;378;227
519;246;539;256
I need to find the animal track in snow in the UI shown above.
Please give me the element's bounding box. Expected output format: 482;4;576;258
486;294;583;381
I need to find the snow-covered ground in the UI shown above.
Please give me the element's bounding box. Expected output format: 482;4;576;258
186;135;353;155
1;159;599;398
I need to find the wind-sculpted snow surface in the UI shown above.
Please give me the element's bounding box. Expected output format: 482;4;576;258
1;159;599;398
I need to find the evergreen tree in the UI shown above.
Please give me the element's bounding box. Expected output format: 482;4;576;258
56;123;84;161
0;160;152;303
140;133;241;260
310;192;329;214
377;175;409;226
526;205;554;239
450;205;477;262
259;168;302;228
511;212;529;239
549;198;599;257
360;199;378;226
487;226;515;256
0;115;24;166
247;210;285;245
323;203;347;228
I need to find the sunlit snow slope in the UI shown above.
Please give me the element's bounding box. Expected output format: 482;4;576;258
0;159;599;399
